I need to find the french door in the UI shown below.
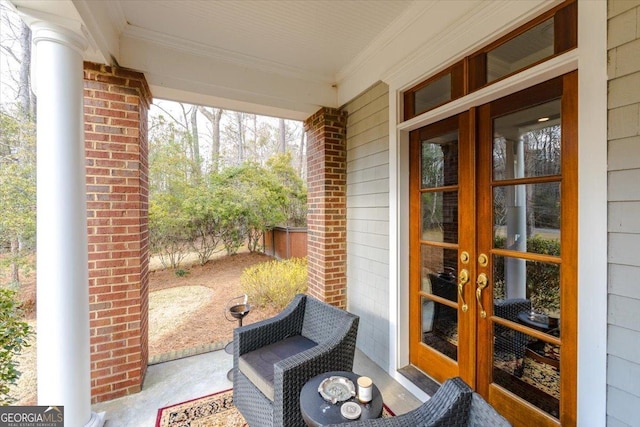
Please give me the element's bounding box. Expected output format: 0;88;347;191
409;73;577;426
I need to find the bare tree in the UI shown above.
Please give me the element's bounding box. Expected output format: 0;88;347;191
189;106;202;181
17;21;34;117
0;4;37;287
1;4;35;116
154;102;202;183
235;111;246;163
199;107;223;173
298;130;306;178
278;118;286;154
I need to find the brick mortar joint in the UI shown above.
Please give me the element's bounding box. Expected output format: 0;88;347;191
84;61;153;107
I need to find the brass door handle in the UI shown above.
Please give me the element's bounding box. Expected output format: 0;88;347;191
458;269;469;312
476;273;488;318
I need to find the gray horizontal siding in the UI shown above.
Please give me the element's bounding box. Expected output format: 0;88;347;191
347;207;390;222
343;81;390;370
347;165;389;186
609;169;640;200
607;415;632;427
608;325;640;365
608;294;640;331
607;386;640;426
609;264;640;299
608;355;640;397
346;218;388;235
608;1;640;424
608;201;640;233
608;233;640;266
608;136;640;170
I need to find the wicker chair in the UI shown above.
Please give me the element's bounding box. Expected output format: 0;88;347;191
327;377;511;427
493;298;532;360
233;294;359;427
428;273;458;337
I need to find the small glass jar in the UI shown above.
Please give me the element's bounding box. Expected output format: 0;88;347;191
357;376;372;403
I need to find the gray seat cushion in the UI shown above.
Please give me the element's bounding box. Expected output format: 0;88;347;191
238;335;317;401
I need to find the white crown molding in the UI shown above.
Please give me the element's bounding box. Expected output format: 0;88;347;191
11;0;109;63
382;0;505;89
335;0;439;83
106;0;126;35
336;0;561;106
119;33;337;118
335;0;481;105
71;0;124;64
383;0;562;91
151;84;314;122
121;24;335;85
16;6;87;51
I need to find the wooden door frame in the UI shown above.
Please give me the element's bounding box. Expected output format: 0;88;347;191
408;73;578;426
390;4;605;423
477;73;577;426
408;113;475;384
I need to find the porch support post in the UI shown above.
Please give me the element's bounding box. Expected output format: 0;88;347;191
304;108;348;308
84;63;151;403
504;138;527;299
23;12;104;427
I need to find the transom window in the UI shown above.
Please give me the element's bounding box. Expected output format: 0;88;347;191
403;0;576;122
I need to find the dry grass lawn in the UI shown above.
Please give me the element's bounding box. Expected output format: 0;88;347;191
10;250;278;405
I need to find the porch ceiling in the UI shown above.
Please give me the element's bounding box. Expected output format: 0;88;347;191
11;0;558;120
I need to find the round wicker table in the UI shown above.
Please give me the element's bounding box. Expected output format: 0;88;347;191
300;371;383;427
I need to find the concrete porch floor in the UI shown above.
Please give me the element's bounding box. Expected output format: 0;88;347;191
92;348;423;426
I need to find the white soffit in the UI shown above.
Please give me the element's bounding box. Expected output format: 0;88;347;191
14;0;559;119
109;0;415;119
119;0;414;82
339;0;561;105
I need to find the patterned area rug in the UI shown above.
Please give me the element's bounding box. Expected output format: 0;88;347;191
156;389;395;427
156;389;244;427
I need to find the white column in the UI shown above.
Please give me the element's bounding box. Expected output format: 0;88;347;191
24;14;104;427
504;137;527;300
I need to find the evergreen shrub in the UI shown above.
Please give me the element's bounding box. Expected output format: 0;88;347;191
0;288;31;405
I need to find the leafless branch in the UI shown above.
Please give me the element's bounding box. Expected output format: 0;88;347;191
154;103;189;131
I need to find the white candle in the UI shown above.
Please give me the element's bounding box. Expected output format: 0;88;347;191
357;376;373;403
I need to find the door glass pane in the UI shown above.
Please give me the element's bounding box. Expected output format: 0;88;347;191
421;296;458;361
487;18;555;83
493;182;561;255
422;191;458;243
493;255;561;325
420;245;458;292
420;246;458;362
493;99;561;181
493;325;560;419
415;74;451;116
421;132;458;188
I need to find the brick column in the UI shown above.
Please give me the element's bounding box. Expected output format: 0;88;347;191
83;63;151;402
304;108;348;308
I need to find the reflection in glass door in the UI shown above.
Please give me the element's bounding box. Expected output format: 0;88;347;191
420;131;459;361
477;73;577;427
409;113;475;384
409;73;577;427
490;100;563;417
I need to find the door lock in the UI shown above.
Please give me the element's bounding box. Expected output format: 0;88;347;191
478;253;488;267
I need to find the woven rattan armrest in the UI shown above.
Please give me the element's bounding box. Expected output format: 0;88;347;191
233;294;360;427
272;311;358;425
326;377;511;427
234;294;306;359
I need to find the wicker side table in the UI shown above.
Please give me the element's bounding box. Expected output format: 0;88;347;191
300;371;383;427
